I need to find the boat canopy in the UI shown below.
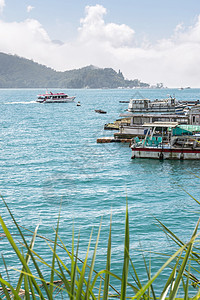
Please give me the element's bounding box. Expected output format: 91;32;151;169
172;125;200;136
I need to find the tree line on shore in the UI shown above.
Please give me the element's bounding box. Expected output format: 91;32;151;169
0;52;150;89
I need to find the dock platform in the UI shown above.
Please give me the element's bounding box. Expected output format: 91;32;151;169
97;137;131;143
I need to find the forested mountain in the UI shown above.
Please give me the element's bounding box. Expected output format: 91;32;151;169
0;52;150;88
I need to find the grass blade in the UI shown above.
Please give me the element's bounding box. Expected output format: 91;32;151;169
129;258;143;295
85;220;102;299
76;230;93;300
169;218;200;299
160;256;180;299
0;197;49;299
141;250;156;300
71;231;80;299
24;273;30;300
16;224;39;294
0;274;12;300
1;254;10;285
121;200;129;300
50;203;61;294
131;243;189;299
98;278;102;300
103;213;112;300
0;275;21;299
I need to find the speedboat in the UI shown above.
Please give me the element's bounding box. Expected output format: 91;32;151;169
131;122;200;160
37;91;75;103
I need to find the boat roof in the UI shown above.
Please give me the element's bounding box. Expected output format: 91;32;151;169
38;92;67;96
130;98;150;101
120;113;188;118
142;122;178;128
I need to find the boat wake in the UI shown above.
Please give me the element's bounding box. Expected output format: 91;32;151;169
5;101;37;104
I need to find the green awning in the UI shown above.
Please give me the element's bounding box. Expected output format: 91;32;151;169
177;125;200;132
173;125;200;136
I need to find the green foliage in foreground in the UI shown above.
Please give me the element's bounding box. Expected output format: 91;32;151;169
0;197;200;299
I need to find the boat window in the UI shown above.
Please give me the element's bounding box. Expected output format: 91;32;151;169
193;116;196;123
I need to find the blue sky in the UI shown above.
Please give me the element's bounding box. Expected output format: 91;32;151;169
1;0;200;86
3;0;200;41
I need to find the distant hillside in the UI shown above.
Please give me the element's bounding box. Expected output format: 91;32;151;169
0;52;150;88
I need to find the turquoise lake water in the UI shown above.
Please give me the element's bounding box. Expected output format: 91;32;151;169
0;88;200;295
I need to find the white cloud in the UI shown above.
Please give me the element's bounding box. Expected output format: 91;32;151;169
27;5;34;13
0;4;200;87
0;0;5;13
0;18;52;63
78;5;135;47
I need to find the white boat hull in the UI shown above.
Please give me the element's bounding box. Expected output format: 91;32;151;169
36;96;75;103
131;147;200;160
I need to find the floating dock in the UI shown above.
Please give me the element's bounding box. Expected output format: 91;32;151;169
104;117;131;130
97;137;131;143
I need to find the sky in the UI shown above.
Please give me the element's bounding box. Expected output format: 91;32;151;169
1;0;200;87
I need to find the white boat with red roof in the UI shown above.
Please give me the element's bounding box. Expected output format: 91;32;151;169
37;91;75;103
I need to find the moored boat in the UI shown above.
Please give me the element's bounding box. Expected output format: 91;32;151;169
131;122;200;160
37;91;75;103
128;96;185;113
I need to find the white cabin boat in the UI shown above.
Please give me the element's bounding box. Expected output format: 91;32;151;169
128;97;185;113
131;122;200;160
37;91;75;103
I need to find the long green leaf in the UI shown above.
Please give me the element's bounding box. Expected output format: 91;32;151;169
50;203;61;294
103;213;112;300
71;231;80;299
85;221;102;299
0;274;11;300
1;254;10;285
176;183;200;205
169;218;200;299
131;243;189;299
121;200;129;300
76;230;93;300
141;250;156;300
0;197;48;299
56;258;71;296
0;276;21;299
70;224;75;300
184;259;191;300
160;256;180;299
16;224;39;294
28;276;37;300
129;261;143;296
24;273;30;300
193;287;200;300
98;278;102;300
